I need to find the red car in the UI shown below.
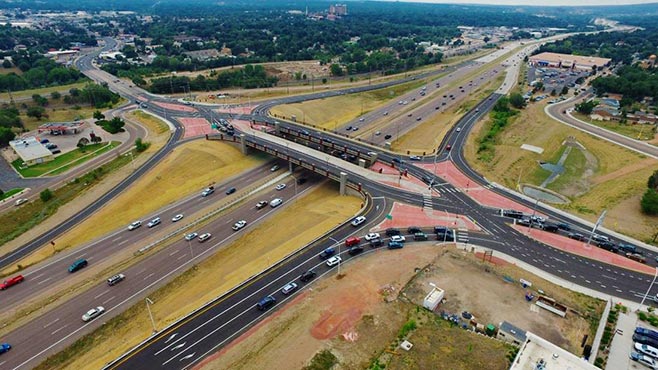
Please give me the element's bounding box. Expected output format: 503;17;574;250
0;275;24;290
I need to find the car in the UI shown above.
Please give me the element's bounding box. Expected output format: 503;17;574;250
456;127;461;132
556;222;571;231
326;256;342;267
359;118;365;122
627;253;647;264
198;233;212;242
346;126;353;131
385;228;401;236
275;183;286;191
128;220;142;230
445;144;452;151
636;342;658;358
256;200;269;209
407;226;422;234
82;306;105;322
619;243;637;254
271;165;280;172
634;334;658;349
257;295;276;310
568;233;586;242
45;143;58;149
296;178;307;185
14;198;28;206
384;134;392;140
270;198;283;207
107;274;125;286
319;247;336;260
185;232;198;241
390;235;406;243
351;216;366;226
407;113;413;117
68;258;88;273
348;245;364;255
364;233;380;241
226;187;236;195
370;238;383;247
201;186;215;197
352;127;359;131
409;155;421;161
530;215;545;224
414;232;428;241
171;214;184;222
591;234;609;243
0;343;11;355
300;270;317;282
0;275;24;290
388;241;404;249
375;131;382;136
435;106;440;110
630;351;658;368
383;111;388;116
281;282;299;295
416;117;422;121
232;220;247;231
636;327;658;341
147;217;161;228
40;138;49;144
542;223;559;232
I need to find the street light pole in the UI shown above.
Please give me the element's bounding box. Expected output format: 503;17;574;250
145;298;157;334
639;267;658;311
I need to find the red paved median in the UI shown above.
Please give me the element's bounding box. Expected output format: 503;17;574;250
178;117;213;138
372;202;481;232
154;101;197;112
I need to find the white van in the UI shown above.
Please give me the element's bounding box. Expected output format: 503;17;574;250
270;198;283;208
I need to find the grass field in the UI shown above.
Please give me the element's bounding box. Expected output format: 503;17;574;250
11;141;119;177
0;188;23;201
464;100;658;241
36;183;361;370
573;112;657;141
5;140;266;274
0;81;89;102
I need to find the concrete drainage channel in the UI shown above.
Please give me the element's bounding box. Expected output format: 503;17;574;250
135;172;292;256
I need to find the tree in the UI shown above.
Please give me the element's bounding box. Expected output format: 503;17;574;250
2;60;12;68
0;127;15;146
509;93;526;109
32;94;48;106
93;110;105;121
330;63;344;76
575;100;598;115
648;170;658;190
641;189;658;215
560;86;569;95
135;137;150;152
40;188;53;202
50;91;61;100
26;106;46;120
77;137;90;149
550;89;557;96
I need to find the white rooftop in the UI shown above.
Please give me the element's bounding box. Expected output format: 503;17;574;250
9;137;53;162
510;332;597;370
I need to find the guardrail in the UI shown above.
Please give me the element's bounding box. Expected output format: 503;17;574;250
103;188;370;369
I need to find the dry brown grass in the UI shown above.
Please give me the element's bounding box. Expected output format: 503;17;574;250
51;184;361;370
464;100;658;241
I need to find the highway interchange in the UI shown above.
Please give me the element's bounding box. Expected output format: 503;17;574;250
1;34;657;369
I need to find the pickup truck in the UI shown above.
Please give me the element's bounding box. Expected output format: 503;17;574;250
1;275;25;290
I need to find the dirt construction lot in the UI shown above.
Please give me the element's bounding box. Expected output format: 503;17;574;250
198;246;603;370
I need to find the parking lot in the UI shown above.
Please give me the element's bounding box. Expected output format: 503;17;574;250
527;65;590;98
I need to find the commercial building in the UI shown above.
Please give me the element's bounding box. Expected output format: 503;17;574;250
529;52;611;71
9;137;54;166
37;122;85;135
510;332;597;370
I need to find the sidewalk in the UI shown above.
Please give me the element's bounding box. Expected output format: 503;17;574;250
606;312;637;370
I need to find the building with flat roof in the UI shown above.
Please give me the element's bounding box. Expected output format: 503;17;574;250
9;137;54;166
510;332;597;370
497;321;527;346
529;52;611;71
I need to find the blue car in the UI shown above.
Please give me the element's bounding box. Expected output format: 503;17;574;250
0;343;11;354
388;241;404;249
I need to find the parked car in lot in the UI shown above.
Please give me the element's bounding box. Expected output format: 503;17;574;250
388;241;404;249
107;274;125;286
627;253;647;264
232;220;247;231
319;247;336;260
370;238;383;247
185;232;198;241
257;295;276;310
82;306;105;322
348;245;364;255
630;351;658;368
128;220;142;230
0;275;24;290
256;200;269;209
68;258;88;273
171;214;184;222
198;233;212;242
384;134;392;140
281;282;298;295
275;183;286;191
634;334;658;349
364;233;380;241
300;270;317;282
147;217;161;228
636;327;658;341
351;216;366;226
636;342;658;359
567;233;586;242
326;256;342;267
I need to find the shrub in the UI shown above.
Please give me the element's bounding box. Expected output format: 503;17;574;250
40;188;53;202
135;138;150;152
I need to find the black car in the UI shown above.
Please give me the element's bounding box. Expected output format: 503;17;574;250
542;223;559;233
407;226;423;234
434;226;451;234
300;270;317;282
556;222;571;231
384;134;392;140
370;238;383;248
257;295;276;311
568;233;586;242
502;210;524;219
598;242;618;253
226;187;237;195
348;245;364;256
634;334;658;349
436;232;454;242
385;228;401;236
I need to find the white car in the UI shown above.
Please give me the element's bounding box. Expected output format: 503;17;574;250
128;221;142;230
409;155;421;161
326;256;342;267
82;306;105;322
184;232;198;241
390;235;406;243
456;127;462;132
275;183;286;191
147;217;161;228
198;233;212;242
636;343;658;359
364;232;381;241
351;216;366;227
232;220;247;231
171;214;184;222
